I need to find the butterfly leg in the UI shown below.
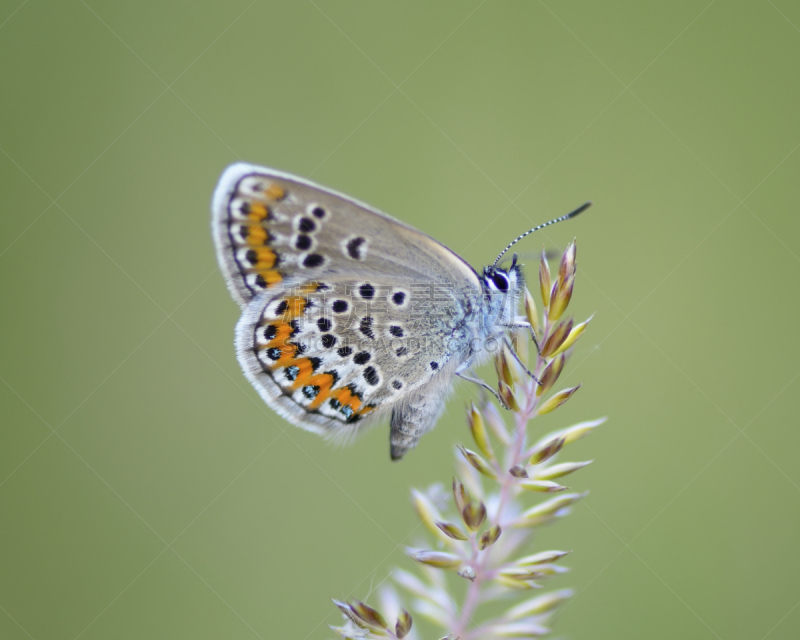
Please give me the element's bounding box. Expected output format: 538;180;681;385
502;318;541;355
456;371;511;410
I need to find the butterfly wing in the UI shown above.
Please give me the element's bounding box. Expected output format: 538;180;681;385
211;163;481;307
212;163;485;455
233;274;464;442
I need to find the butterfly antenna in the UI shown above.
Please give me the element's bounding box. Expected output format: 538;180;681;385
492;201;592;267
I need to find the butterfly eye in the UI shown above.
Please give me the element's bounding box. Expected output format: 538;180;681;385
492;271;510;292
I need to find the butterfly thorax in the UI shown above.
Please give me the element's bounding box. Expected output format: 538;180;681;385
450;263;523;373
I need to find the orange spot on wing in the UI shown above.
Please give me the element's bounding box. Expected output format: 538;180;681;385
247;247;276;270
245;225;268;246
288;358;316;384
300;282;318;294
265;184;285;201
333;387;362;413
275;344;299;365
260;270;282;287
283;296;306;318
247;202;270;222
306;373;337;409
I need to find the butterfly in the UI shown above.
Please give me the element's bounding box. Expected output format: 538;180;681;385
211;163;588;460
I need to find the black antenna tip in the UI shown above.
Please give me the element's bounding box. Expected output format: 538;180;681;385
491;201;592;267
567;201;592;219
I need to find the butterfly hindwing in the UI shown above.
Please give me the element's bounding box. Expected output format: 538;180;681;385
235;274;466;440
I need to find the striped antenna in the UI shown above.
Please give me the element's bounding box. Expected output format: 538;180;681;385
492;202;592;267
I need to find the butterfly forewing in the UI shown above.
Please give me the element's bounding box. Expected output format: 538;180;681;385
212;163;480;307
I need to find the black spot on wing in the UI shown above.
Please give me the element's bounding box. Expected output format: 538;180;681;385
302;385;320;400
321;334;336;349
346;237;366;260
298;217;316;233
303;253;325;268
359;317;375;339
359;283;375;299
363;366;379;386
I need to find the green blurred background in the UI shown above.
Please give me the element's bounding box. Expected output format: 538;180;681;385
2;1;799;638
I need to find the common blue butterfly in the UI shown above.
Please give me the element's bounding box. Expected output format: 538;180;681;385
212;164;587;459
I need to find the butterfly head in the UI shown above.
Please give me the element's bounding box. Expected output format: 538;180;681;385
481;253;524;325
482;253;522;295
481;202;591;326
